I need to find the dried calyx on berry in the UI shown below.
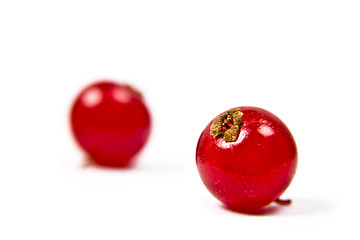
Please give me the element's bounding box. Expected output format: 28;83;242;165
210;108;244;142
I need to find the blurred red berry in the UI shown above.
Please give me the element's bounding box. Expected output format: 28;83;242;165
70;81;151;167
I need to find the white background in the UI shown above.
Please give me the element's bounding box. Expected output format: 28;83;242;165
0;0;359;239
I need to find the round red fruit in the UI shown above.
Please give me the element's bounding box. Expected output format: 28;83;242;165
196;107;297;213
70;81;151;167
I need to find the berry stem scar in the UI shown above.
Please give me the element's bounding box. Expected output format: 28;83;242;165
210;108;244;142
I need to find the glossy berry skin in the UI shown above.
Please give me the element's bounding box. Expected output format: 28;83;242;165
196;107;297;213
70;81;151;167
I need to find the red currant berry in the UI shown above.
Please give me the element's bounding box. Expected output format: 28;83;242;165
70;81;151;167
196;107;297;213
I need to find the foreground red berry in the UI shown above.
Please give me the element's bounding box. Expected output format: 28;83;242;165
196;107;297;213
70;81;151;167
